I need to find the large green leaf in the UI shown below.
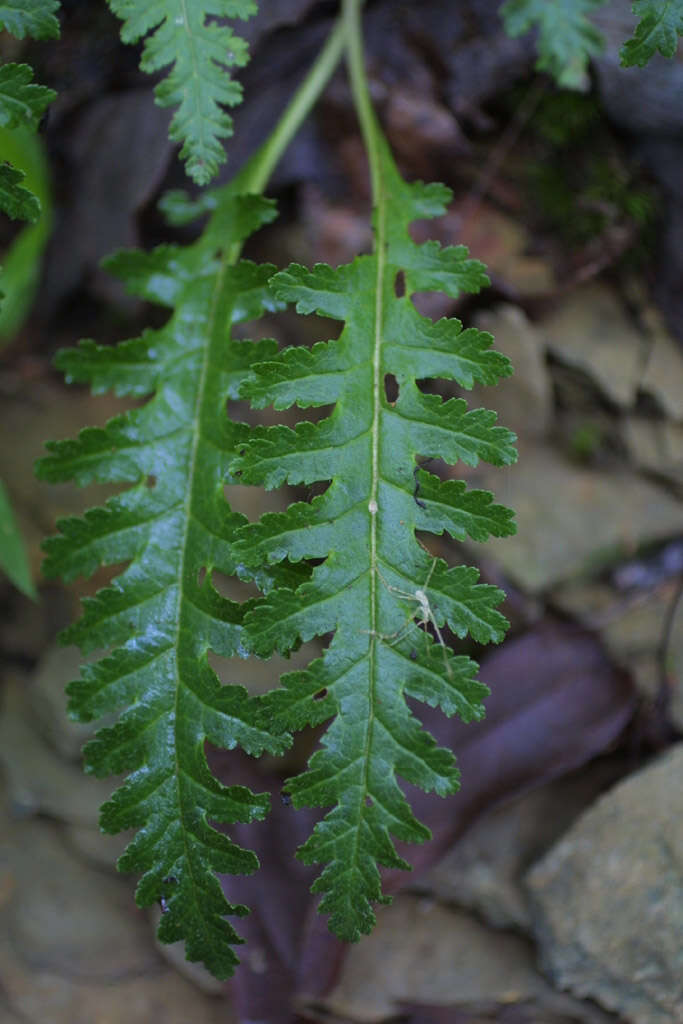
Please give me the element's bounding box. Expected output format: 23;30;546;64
231;133;516;940
36;189;289;979
621;0;683;65
35;16;351;979
106;0;257;184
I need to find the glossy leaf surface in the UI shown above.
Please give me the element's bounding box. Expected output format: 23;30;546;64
232;135;516;940
36;190;287;979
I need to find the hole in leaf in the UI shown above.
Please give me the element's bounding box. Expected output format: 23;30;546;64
287;479;332;509
79;560;128;596
414;529;441;557
411;290;455;322
145;474;157;488
211;569;261;602
307;479;331;501
384;374;399;404
224;483;294;520
414;457;444;481
228;396;336;426
313;688;328;700
417;377;458;401
227;397;264;427
365;796;373;807
207;637;323;695
394;270;406;297
302;403;335;421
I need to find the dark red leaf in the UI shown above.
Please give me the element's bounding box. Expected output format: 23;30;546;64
212;619;636;1021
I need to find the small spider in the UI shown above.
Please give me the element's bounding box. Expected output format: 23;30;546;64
369;558;453;679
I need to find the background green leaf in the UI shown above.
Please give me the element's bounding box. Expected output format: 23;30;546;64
0;478;36;598
0;62;56;131
501;0;606;88
106;0;257;184
0;125;53;340
0;0;60;40
620;0;683;66
0;161;40;222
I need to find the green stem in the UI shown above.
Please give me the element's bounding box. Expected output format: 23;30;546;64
223;16;345;265
343;0;379;198
237;16;346;197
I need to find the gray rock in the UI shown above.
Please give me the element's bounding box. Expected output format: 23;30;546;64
29;644;100;761
423;759;629;932
465;442;683;592
325;895;616;1023
622;416;683;486
0;675;113;825
0;784;228;1022
541;284;646;409
0;376;131;590
526;745;683;1024
471;305;554;440
550;577;683;728
1;818;158;979
640;317;683;422
62;821;131;871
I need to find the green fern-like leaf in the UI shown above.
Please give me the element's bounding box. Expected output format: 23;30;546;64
0;161;40;221
36;189;291;979
620;0;683;65
0;63;56;131
0;43;57;230
106;0;257;185
501;0;606;88
231;133;516;940
0;0;60;39
0;65;54;224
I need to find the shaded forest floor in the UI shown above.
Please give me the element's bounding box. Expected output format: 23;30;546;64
1;3;682;1023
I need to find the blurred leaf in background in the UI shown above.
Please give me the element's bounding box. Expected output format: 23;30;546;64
0;123;53;341
0;477;36;598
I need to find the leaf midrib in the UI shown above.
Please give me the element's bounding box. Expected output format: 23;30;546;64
170;245;233;931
